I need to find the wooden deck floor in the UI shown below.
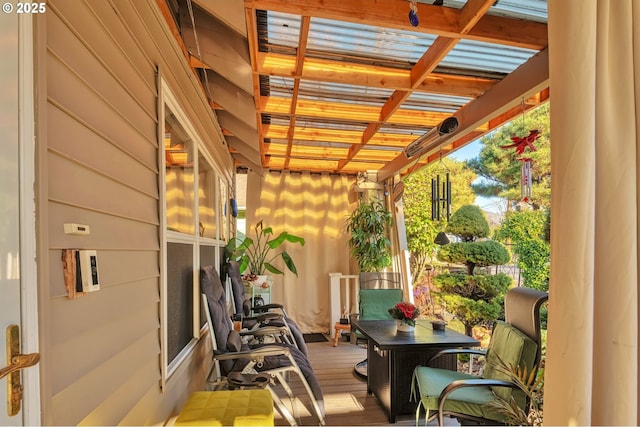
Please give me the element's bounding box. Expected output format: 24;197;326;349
273;334;419;426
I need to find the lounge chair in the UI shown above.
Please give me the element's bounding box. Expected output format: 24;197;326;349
411;287;548;426
201;265;325;425
226;260;308;356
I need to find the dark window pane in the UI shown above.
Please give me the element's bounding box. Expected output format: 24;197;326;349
167;242;194;363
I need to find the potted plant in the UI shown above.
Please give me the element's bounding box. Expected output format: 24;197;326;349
345;198;392;269
225;220;305;276
388;301;420;332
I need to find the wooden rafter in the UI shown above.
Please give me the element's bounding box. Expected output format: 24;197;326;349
284;15;310;168
403;88;549;177
256;52;497;97
236;0;549;175
245;6;267;168
378;48;550;181
260;96;458;127
338;0;496;171
243;0;547;49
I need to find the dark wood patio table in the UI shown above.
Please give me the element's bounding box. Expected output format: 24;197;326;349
351;318;480;423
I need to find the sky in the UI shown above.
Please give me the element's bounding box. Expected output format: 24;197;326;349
448;139;506;215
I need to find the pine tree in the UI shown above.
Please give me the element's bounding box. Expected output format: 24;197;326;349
434;205;512;336
467;103;550;210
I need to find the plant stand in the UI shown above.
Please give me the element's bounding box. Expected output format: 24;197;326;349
244;277;272;305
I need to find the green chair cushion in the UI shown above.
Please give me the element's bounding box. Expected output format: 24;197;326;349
412;366;510;423
412;321;538;424
483;321;537;404
359;289;403;320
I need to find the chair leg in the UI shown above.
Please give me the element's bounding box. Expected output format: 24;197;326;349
267;385;299;426
272;371;300;423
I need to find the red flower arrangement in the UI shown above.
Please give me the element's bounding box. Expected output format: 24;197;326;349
388;301;420;327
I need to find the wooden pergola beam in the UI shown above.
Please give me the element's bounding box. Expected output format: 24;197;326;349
259;96;458;127
378;48;550;181
239;0;549;174
244;0;547;50
284;15;310;168
339;0;495;170
256;52;497;97
245;6;267;169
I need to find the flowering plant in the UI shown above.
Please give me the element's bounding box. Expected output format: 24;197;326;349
388;302;420;327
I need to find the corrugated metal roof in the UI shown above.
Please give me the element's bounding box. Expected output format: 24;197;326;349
403;92;470;112
265;10;538;75
243;0;549;174
429;0;548;22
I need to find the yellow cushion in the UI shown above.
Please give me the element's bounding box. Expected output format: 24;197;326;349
175;390;274;426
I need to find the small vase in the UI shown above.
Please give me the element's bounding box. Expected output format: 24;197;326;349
396;320;415;333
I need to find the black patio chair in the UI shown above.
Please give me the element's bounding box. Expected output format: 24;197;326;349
201;265;325;425
411;287;548;426
226;260;308;356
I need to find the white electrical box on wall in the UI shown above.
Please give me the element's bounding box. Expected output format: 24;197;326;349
64;223;91;235
79;250;100;292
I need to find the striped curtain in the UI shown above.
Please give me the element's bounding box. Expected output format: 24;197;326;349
546;1;639;424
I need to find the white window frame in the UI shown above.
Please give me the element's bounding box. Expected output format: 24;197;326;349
159;80;230;389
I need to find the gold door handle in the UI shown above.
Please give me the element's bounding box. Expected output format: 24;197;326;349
0;353;40;380
3;325;40;416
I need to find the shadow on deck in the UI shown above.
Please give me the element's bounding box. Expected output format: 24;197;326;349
274;335;419;426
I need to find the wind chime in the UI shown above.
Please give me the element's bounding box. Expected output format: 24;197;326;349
431;154;451;221
500;100;540;203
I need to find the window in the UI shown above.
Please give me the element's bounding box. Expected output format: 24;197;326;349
198;152;216;239
160;84;230;386
165;108;195;235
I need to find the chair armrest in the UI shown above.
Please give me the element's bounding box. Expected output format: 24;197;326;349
244;312;284;323
213;344;292;362
427;348;486;366
239;326;290;339
261;303;285;310
439;378;518;405
253;303;287;315
437;378;520;426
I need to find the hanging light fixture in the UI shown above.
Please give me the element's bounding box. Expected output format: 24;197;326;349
404;116;459;158
408;0;419;26
434;231;450;246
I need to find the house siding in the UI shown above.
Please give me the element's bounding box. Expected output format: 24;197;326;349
39;0;231;424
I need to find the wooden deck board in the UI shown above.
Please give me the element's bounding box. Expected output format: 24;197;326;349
273;337;419;426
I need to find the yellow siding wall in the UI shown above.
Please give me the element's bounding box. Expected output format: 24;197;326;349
39;0;231;424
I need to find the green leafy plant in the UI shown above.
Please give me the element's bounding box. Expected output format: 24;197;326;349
487;358;544;426
494;210;550;291
403;158;477;282
345;199;392;272
434;205;512;335
467;103;550;210
225;220;305;276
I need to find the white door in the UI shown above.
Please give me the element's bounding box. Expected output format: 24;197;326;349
0;12;40;426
